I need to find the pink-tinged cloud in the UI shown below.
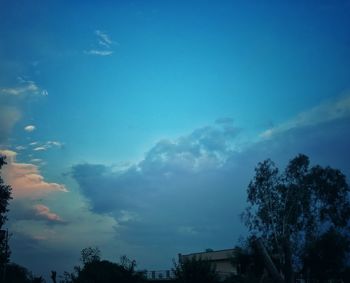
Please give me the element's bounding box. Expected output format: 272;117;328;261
34;204;62;222
0;150;67;199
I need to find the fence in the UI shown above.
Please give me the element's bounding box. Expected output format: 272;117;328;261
144;270;176;281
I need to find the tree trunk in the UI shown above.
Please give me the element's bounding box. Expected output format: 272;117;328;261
51;271;57;283
255;238;284;283
283;237;294;283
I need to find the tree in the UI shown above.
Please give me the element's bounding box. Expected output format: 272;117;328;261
173;256;219;283
0;155;12;275
302;227;350;281
224;243;266;283
61;248;145;283
243;154;350;282
80;246;101;265
3;263;44;283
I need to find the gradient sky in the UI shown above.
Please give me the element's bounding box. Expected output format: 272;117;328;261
1;0;350;279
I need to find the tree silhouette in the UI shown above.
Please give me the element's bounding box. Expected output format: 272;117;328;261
3;263;44;283
0;155;12;277
173;256;219;283
61;248;145;283
80;247;101;265
302;227;350;281
243;154;350;282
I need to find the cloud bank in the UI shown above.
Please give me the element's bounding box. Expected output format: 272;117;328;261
70;94;350;267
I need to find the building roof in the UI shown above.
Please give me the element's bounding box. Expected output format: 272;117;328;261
180;248;236;261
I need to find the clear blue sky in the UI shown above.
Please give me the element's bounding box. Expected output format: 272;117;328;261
0;0;350;278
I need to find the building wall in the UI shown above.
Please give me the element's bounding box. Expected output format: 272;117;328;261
179;248;237;276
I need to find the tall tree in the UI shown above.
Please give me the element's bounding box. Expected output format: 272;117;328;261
0;155;12;273
243;154;350;282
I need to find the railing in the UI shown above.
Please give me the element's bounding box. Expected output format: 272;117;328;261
144;270;235;281
144;270;175;281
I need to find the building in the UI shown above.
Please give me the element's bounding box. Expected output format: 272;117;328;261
178;248;237;279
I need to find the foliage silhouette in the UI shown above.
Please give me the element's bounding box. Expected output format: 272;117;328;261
80;247;101;265
0;155;12;277
302;227;350;281
173;256;219;283
224;243;265;283
3;263;44;283
60;247;145;283
243;154;350;282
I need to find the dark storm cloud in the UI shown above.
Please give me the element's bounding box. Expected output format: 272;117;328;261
71;121;245;254
71;112;350;257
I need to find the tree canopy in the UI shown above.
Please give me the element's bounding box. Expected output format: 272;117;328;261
243;154;350;282
61;247;145;283
173;256;219;283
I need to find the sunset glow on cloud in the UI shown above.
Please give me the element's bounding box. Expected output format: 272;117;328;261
34;204;63;223
0;150;67;199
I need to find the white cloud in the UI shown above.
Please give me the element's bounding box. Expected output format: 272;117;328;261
47;141;62;147
24;125;36;132
117;210;139;223
31;141;63;152
30;158;43;163
84;50;113;56
95;30;113;47
15;146;26;151
84;30;116;56
33;146;47;151
0;78;47;97
260;93;350;138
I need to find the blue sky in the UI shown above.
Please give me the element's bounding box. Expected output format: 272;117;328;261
0;0;350;279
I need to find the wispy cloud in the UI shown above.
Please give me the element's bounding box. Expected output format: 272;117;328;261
84;50;113;56
33;146;47;152
15;146;26;151
84;30;116;56
0;77;48;97
31;140;63;152
95;30;113;47
260;93;350;138
30;158;44;164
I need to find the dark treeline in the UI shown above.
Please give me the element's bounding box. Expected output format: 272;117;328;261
1;154;350;283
